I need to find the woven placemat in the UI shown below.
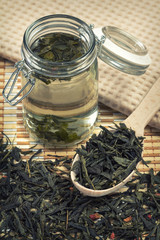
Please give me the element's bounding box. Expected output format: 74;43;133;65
0;0;160;130
0;58;160;173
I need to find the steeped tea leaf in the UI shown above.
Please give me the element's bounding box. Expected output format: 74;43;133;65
26;113;80;145
32;33;86;63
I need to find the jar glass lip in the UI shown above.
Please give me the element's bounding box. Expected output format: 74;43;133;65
22;14;96;69
93;26;151;75
102;26;148;56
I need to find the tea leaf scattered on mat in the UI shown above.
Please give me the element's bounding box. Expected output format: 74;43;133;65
0;132;160;240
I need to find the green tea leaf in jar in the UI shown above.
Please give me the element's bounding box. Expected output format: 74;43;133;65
43;51;54;60
31;33;86;62
22;30;98;147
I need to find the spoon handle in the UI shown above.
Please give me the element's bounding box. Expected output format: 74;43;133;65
124;78;160;136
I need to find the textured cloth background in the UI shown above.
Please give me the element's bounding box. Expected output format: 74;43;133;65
0;0;160;129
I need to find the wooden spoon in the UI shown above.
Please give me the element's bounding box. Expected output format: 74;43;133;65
70;77;160;197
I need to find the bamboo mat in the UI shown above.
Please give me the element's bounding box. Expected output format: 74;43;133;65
0;57;160;173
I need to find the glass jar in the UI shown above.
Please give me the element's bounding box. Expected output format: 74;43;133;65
5;15;98;147
2;14;151;147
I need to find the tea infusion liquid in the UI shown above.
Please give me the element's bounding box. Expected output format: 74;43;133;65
22;32;98;146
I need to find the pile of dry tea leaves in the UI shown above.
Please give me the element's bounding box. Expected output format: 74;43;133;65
0;132;160;240
73;123;147;190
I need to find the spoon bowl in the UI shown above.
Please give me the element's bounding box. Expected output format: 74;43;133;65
71;78;160;196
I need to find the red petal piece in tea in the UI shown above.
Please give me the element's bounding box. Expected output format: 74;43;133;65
147;214;152;219
89;212;101;220
123;216;132;222
110;232;115;239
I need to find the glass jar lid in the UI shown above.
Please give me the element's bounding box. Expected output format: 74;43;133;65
93;26;151;75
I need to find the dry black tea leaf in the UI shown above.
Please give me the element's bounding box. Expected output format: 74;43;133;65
0;133;160;240
73;123;146;190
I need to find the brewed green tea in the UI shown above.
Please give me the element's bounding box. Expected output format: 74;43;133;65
22;32;98;146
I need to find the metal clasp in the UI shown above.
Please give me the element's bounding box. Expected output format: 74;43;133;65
2;60;35;106
92;27;106;57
